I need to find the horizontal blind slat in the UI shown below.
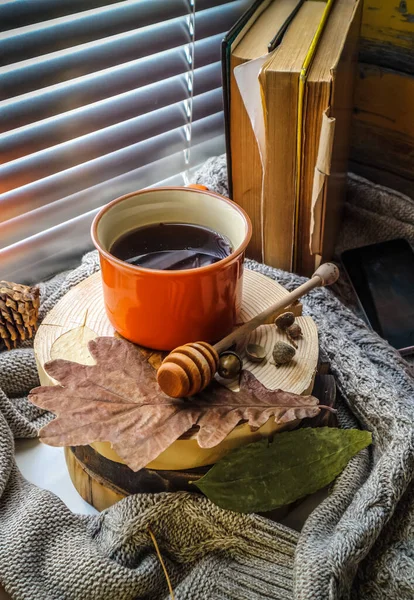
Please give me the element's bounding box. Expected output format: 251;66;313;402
0;135;225;250
0;0;231;35
0;89;223;197
0;1;129;30
0;112;225;224
1;0;190;64
1;2;246;100
0;0;248;281
1;63;222;163
0;34;222;133
0;136;226;284
1;17;190;100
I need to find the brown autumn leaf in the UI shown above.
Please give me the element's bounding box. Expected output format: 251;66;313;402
29;337;326;472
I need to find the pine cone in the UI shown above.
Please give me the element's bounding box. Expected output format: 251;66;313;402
0;281;40;350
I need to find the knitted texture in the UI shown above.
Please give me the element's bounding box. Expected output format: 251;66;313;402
336;173;414;255
0;159;413;599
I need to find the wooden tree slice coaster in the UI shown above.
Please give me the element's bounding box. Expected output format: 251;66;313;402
64;445;207;512
34;269;324;510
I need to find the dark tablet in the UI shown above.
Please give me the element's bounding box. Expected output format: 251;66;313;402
341;239;414;356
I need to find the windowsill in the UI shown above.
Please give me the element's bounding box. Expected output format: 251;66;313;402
14;438;98;516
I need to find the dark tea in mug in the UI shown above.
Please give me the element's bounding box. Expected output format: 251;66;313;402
110;222;233;271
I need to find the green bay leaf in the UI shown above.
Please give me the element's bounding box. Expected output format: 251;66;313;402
194;427;372;513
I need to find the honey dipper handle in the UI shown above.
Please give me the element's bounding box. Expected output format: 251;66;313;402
214;263;339;354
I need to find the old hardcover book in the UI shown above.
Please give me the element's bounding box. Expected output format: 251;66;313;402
297;0;362;275
224;0;301;261
259;0;328;271
224;0;361;274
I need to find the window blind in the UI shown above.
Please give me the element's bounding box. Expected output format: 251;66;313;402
0;0;250;283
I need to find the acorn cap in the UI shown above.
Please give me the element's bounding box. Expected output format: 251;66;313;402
246;343;266;363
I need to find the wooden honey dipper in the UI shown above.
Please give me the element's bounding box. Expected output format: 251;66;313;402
157;263;339;397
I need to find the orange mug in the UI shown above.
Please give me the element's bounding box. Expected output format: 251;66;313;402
91;186;252;350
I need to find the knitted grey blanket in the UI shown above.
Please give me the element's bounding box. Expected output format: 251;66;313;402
0;164;413;599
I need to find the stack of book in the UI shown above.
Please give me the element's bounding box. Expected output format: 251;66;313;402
223;0;362;275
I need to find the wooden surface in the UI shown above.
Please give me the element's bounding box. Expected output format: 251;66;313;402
351;0;414;189
65;444;206;510
65;373;336;511
359;0;414;73
35;269;303;388
351;64;414;183
34;268;322;508
65;447;125;512
34;269;318;470
157;264;337;397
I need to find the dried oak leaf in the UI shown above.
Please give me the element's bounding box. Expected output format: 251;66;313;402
29;337;325;472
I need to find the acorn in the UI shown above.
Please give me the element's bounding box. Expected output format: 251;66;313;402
218;351;243;379
272;341;296;367
287;322;302;340
275;311;295;331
